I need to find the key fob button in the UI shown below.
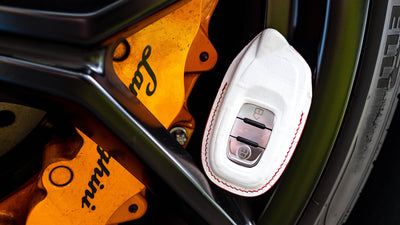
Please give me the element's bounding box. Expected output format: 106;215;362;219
230;118;272;148
228;137;264;167
237;103;274;129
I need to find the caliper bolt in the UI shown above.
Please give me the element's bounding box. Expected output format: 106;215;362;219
170;127;188;146
49;166;73;187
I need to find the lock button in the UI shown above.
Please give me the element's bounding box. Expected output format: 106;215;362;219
228;137;264;167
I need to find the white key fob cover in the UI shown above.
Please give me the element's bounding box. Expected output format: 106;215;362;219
201;29;312;197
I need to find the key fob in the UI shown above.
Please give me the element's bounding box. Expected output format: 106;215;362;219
201;29;312;197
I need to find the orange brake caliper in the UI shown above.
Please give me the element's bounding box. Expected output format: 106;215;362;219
26;130;147;225
113;0;218;147
2;0;218;224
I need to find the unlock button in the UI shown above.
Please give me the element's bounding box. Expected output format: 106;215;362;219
237;103;274;129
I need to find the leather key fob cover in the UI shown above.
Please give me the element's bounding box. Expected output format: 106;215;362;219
201;29;312;196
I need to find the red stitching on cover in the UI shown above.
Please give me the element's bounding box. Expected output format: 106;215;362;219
204;84;304;193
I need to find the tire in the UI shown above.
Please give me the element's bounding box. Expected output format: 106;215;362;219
298;0;400;224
